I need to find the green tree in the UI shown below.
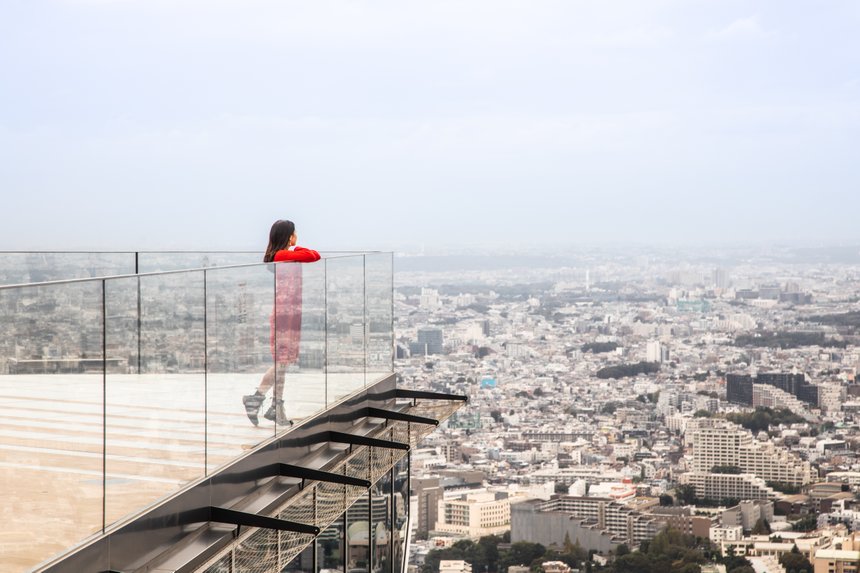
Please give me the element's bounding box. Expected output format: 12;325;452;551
498;542;546;573
601;402;618;415
751;517;772;535
613;552;652;573
792;515;818;532
779;547;813;573
675;484;697;505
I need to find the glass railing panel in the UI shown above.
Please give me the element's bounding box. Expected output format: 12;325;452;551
0;251;394;571
371;468;392;573
136;251;260;274
365;253;393;384
318;515;345;573
325;256;367;405
0;251;386;286
103;270;206;525
0;280;105;572
204;264;278;464
0;252;134;285
346;491;371;573
393;456;409;573
283;541;314;573
271;260;326;429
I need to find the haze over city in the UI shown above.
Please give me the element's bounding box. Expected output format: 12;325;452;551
2;1;859;251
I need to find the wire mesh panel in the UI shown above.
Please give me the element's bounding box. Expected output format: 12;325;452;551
370;436;396;485
407;401;463;430
278;532;316;570
343;446;371;485
233;528;280;573
390;421;412;449
316;479;347;528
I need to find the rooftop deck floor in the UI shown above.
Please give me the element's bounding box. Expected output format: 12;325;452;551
0;370;381;572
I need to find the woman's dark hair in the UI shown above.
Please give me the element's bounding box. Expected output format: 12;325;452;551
264;219;295;263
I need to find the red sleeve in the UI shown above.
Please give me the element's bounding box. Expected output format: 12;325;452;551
274;247;321;263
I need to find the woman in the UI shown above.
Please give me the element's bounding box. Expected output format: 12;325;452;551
243;219;320;426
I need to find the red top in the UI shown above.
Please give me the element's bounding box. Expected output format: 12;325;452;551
273;246;321;263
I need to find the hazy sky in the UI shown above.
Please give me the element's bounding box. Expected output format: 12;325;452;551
1;1;858;252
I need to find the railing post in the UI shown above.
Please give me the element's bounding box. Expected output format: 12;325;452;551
135;251;141;374
389;463;395;573
390;252;394;375
324;258;328;407
363;254;367;388
203;269;208;474
101;278;107;533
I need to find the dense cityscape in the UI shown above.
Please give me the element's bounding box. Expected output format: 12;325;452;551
395;246;860;573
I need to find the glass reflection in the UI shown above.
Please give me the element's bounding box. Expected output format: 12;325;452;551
104;271;206;525
326;256;367;405
318;517;345;573
0;280;105;572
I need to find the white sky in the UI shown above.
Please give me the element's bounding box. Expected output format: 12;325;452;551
1;1;858;252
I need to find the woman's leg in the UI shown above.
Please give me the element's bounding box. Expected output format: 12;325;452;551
242;365;277;425
264;365;289;425
257;365;277;394
272;366;286;401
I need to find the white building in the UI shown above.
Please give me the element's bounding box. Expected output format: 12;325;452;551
710;526;743;544
436;491;514;538
679;472;776;501
439;561;472;573
688;418;817;486
646;340;669;363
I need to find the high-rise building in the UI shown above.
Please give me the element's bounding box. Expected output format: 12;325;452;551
419;287;440;310
414;476;442;535
435;491;513;538
409;327;444;356
686;418;818;487
646;340;669;363
511;496;663;551
678;472;776;501
726;374;754;405
727;372;820;408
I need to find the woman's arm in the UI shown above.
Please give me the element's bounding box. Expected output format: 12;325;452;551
274;247;321;263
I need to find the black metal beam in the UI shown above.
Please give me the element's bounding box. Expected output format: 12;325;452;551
395;389;468;402
365;407;438;426
327;431;410;451
276;463;371;487
209;507;320;535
